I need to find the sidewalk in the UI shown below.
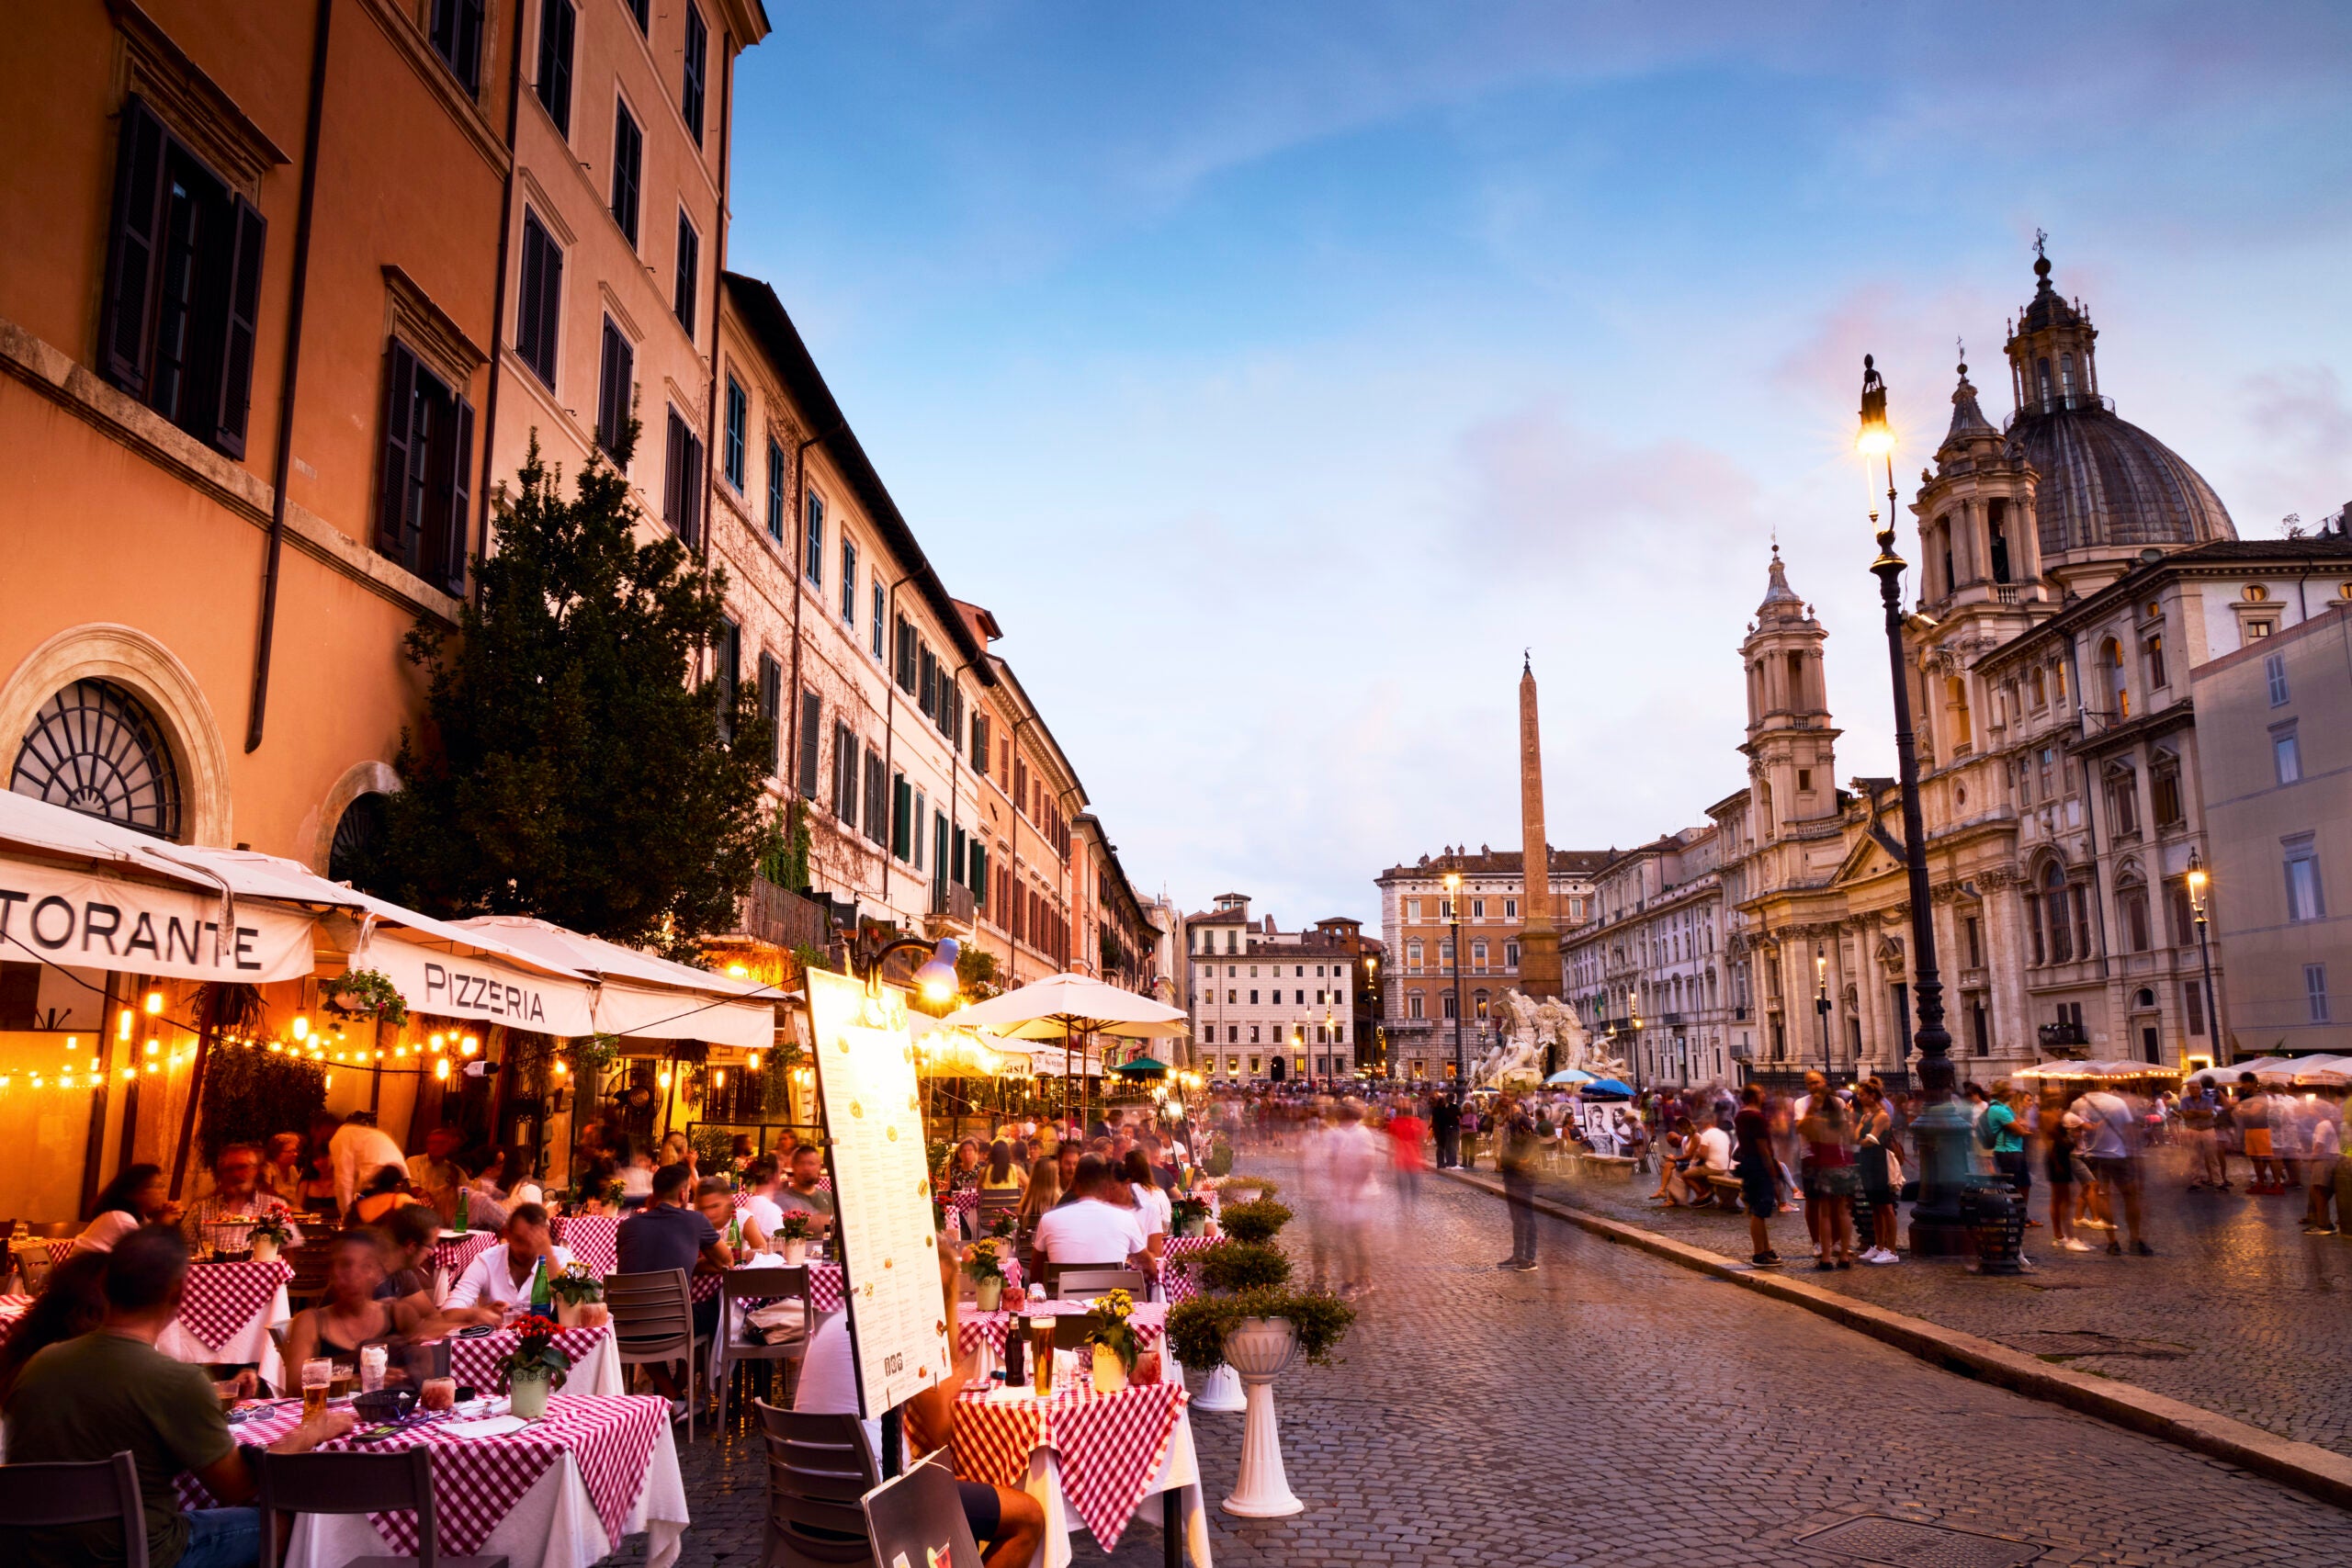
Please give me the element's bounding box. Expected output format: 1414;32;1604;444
1477;1143;2352;1460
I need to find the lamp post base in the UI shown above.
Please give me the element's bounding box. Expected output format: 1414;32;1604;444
1905;1097;1978;1258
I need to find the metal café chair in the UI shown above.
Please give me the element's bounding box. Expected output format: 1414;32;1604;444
715;1266;810;1433
0;1450;150;1568
753;1400;880;1568
257;1447;508;1568
859;1449;982;1568
605;1268;709;1439
1048;1266;1145;1303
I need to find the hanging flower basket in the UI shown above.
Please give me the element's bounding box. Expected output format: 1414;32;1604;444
325;970;410;1029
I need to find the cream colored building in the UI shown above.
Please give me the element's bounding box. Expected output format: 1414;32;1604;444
1564;828;1736;1089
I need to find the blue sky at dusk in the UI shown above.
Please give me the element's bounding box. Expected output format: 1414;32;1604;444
725;2;2352;928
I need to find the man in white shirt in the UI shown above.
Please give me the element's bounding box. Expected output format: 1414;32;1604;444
1029;1156;1148;1272
2070;1089;2151;1257
1693;1118;1734;1176
444;1205;570;1316
329;1113;410;1216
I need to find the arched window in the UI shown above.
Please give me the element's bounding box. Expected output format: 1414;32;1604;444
2116;870;2152;953
10;679;183;840
329;792;390;884
2102;639;2129;719
1947;677;1973;749
2037;355;2053;402
2060;352;2075;396
1935;515;1955;595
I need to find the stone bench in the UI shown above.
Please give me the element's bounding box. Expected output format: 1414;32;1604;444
1577;1154;1638;1182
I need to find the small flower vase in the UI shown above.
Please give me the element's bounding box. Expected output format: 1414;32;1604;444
508;1371;552;1420
782;1239;808;1265
249;1235;279;1264
975;1276;1003;1312
1091;1344;1128;1394
556;1297;588;1327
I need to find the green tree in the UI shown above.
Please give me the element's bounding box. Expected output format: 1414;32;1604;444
368;427;773;955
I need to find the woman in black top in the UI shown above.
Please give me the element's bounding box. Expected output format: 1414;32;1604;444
1733;1086;1780;1267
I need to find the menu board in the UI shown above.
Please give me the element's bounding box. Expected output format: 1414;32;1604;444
804;967;951;1417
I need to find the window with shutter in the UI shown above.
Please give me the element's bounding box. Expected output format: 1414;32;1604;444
430;0;485;94
723;375;745;489
662;409;703;546
536;0;575;136
681;5;708;142
611;101;642;247
516;211;562;389
864;747;887;844
673;209;699;339
713;617;740;739
797;688;820;795
758;652;782;774
871;583;885;659
919;647;937;717
832;722;856;823
804;493;825;583
971;713;990;775
892;774;912;861
98;96;266;459
765;438;786;541
969;840;988;907
374;341;472;593
594;318;633;457
840;540;857;623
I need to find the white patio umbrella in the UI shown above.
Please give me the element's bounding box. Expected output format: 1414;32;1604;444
940;972;1187;1119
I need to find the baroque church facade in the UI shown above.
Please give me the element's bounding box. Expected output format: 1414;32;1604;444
1709;252;2352;1084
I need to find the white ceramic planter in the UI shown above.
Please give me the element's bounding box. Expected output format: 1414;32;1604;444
1192;1361;1247;1413
555;1297;594;1327
1091;1344;1128;1394
1219;1316;1303;1517
508;1371;552;1420
975;1276;1003;1312
781;1239;808;1265
249;1235;279;1264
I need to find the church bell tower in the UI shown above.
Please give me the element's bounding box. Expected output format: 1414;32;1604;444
1740;547;1840;840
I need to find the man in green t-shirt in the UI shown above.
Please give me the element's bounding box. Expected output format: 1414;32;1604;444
2;1225;354;1568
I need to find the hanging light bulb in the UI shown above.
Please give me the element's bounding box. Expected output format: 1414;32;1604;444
144;1061;158;1075
143;1038;160;1057
749;1051;762;1072
553;1058;568;1076
657;1068;673;1089
431;1032;445;1053
460;1035;479;1056
435;1057;450;1081
144;989;164;1015
324;1072;334;1090
712;1068;726;1090
291;1016;310;1042
118;1009;134;1043
64;1036;78;1053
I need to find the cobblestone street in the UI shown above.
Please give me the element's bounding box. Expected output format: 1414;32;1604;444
618;1157;2351;1568
1496;1141;2352;1459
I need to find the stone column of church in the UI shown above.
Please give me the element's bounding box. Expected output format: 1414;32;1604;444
1517;660;1563;1000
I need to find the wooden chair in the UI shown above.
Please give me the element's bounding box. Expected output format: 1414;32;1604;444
752;1401;879;1568
283;1238;337;1314
605;1269;708;1438
0;1450;150;1568
1049;1267;1145;1303
256;1447;507;1568
10;1238;54;1292
715;1267;810;1434
860;1449;982;1568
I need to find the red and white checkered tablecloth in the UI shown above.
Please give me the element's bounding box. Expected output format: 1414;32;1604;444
440;1324;614;1393
44;1239;76;1265
0;1293;29;1348
956;1300;1163;1358
177;1259;293;1353
551;1214;619;1277
954;1381;1189;1551
182;1393;668;1557
1159;1236;1221;1304
434;1230;503;1281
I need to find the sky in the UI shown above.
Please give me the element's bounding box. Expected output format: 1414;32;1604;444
724;2;2352;931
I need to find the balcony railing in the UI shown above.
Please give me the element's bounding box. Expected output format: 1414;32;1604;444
734;875;834;952
930;881;977;928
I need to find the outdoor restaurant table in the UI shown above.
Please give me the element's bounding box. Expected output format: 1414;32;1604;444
433;1229;505;1303
1159;1235;1220;1303
957;1299;1167;1360
183;1393;686;1568
0;1292;28;1347
436;1322;623;1397
170;1258;292;1385
953;1377;1209;1568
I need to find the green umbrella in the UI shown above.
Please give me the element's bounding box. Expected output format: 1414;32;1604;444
1114;1055;1170;1077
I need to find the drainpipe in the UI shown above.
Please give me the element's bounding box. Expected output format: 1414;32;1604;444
244;0;334;753
470;0;528;590
781;419;844;831
879;572;914;916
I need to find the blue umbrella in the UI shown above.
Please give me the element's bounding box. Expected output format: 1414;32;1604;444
1581;1078;1634;1098
1544;1067;1596;1086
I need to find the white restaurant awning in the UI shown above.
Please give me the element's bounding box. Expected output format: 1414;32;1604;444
453;916;778;1050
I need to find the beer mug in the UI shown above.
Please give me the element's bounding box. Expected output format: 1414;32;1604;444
300;1359;334;1421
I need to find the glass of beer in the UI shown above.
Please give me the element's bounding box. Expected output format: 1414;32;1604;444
329;1367;357;1402
1028;1318;1055;1396
300;1359;334;1421
420;1376;458;1413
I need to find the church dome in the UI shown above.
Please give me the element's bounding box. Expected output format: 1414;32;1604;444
2003;250;2236;558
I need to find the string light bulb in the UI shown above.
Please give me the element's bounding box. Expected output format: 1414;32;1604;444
431;1032;444;1053
460;1035;479;1056
144;989;164;1015
434;1058;449;1081
118;1009;134;1043
64;1036;78;1053
143;1038;159;1057
552;1059;567;1076
657;1068;673;1089
291;1017;310;1042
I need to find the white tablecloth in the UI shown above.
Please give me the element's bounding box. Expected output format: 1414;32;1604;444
284;1407;688;1568
1010;1404;1211;1568
158;1286;289;1389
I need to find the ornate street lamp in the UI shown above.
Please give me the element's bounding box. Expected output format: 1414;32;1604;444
1815;947;1833;1077
2187;851;2222;1055
1858;355;1970;1251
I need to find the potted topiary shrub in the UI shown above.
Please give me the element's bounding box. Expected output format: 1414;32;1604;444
1165;1285;1354;1517
1214;1199;1292;1246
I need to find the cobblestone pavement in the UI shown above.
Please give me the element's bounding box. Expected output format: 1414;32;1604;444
605;1156;2350;1568
1495;1140;2352;1458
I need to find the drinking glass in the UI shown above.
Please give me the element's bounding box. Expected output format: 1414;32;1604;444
300;1359;333;1421
359;1344;388;1393
1028;1318;1055;1396
420;1376;458;1413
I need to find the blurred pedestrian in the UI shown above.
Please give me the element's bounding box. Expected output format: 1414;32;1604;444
1734;1085;1781;1268
1497;1094;1542;1271
2072;1085;2153;1256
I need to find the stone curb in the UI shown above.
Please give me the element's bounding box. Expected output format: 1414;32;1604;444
1439;1167;2352;1512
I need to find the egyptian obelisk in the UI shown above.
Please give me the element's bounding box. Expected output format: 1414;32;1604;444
1517;656;1562;999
